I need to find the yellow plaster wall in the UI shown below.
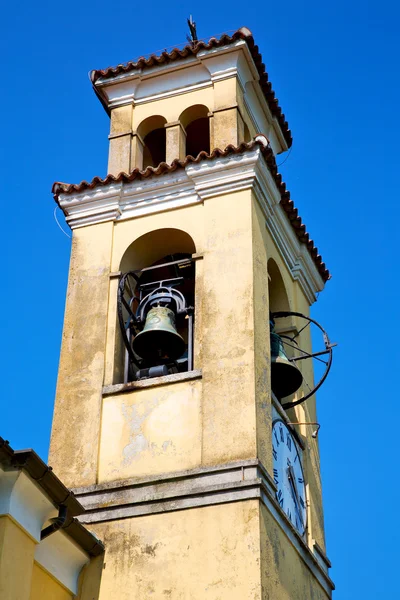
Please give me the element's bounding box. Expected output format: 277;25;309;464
77;555;103;600
260;504;329;599
132;87;215;130
49;221;114;488
52;187;262;485
251;198;273;472
108;105;134;174
201;189;257;465
30;562;73;600
100;189;259;479
0;516;36;600
92;501;261;600
99;379;202;482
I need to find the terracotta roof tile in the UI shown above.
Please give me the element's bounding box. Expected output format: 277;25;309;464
90;27;292;148
53;137;329;282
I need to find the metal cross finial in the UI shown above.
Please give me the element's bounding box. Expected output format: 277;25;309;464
187;15;198;44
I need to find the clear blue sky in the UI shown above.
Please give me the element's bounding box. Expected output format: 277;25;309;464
1;1;397;597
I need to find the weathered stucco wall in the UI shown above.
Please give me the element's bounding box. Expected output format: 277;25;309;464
260;504;329;599
50;181;326;544
201;190;257;465
49;222;114;488
92;501;261;600
252;196;272;473
99;379;202;482
99;189;259;480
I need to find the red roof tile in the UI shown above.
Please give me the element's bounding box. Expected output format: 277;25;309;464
53;137;329;282
90;27;292;149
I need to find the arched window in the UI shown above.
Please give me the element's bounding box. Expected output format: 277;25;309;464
117;229;197;383
137;115;167;169
179;105;210;158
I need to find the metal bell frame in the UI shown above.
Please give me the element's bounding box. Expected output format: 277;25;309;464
117;257;195;382
270;311;335;410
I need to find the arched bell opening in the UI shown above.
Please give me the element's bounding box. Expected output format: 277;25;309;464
268;259;303;401
137;115;167;169
179;105;210;158
268;258;290;314
117;229;197;383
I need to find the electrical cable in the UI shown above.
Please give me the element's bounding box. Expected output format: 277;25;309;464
277;145;293;167
53;207;71;239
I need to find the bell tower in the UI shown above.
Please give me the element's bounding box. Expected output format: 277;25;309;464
50;27;334;599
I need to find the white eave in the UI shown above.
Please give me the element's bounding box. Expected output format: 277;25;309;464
57;144;324;303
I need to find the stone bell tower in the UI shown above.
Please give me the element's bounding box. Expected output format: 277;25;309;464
50;27;334;599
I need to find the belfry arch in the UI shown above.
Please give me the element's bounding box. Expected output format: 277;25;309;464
267;258;290;313
116;229;197;383
179;104;210;157
119;228;196;273
137;115;167;168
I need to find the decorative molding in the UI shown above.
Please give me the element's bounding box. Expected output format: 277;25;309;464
103;369;202;396
108;129;133;140
35;530;89;595
73;459;333;596
61;183;122;230
312;540;332;573
57;147;324;301
0;467;56;542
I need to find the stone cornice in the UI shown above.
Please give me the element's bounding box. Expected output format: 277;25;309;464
73;459;334;596
57;143;324;302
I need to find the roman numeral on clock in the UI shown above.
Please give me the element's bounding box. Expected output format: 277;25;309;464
273;468;279;484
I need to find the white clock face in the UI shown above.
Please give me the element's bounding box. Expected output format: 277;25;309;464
272;419;307;535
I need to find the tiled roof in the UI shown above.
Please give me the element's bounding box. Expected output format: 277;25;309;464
52;138;329;282
90;27;292;148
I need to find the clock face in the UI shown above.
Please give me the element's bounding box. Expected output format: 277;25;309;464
272;419;307;535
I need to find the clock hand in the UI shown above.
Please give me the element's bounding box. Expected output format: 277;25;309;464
287;466;305;529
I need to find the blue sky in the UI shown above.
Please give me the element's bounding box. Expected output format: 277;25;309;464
1;1;398;597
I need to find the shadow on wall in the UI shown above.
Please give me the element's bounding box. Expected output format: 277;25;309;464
179;104;210;158
138;115;167;168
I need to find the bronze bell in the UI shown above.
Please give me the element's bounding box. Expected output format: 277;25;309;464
270;324;303;398
132;306;185;361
